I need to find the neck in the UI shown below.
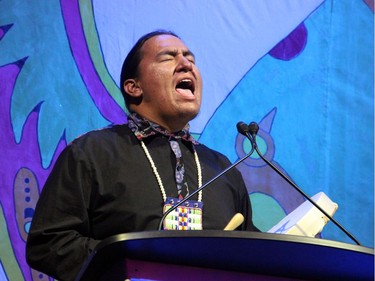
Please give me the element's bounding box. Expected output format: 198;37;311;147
132;112;188;133
161;123;186;134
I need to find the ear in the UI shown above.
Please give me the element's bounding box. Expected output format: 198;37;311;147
123;79;142;98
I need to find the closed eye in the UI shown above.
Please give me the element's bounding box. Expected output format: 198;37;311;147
186;56;195;64
157;49;196;64
157;50;177;61
159;57;174;62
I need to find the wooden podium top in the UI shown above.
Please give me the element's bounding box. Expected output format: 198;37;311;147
76;231;374;281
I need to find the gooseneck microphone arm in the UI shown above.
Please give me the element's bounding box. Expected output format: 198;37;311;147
157;123;255;231
239;121;361;246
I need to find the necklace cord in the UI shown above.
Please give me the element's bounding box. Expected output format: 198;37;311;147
157;145;255;230
140;140;203;229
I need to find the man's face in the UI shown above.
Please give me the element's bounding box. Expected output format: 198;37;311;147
133;34;202;132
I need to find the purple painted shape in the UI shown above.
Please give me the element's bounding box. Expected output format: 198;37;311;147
269;23;308;61
0;59;65;281
0;24;13;40
60;0;126;124
363;0;374;12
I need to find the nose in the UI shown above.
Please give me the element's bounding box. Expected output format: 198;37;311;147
176;55;193;72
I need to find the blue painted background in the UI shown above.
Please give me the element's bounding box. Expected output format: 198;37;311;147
0;1;373;280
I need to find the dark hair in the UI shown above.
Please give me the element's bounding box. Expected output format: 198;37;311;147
120;30;179;110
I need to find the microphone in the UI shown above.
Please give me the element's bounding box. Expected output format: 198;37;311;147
239;121;361;245
157;122;255;231
236;121;251;136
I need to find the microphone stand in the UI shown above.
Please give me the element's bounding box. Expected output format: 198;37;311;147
158;142;255;231
244;122;361;246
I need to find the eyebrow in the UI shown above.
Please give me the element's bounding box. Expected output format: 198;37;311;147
157;49;195;59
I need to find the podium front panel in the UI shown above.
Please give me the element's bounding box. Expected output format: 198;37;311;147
75;231;374;281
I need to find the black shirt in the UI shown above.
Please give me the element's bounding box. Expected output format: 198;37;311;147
26;124;258;281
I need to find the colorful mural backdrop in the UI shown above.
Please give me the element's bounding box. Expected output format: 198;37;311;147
0;0;373;280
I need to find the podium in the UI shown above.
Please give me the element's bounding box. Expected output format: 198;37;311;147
75;231;374;281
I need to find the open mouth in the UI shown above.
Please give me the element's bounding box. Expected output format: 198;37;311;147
176;78;195;96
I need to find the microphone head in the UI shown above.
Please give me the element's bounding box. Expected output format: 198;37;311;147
236;122;250;136
248;122;259;136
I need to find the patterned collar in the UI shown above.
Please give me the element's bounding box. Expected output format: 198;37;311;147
127;112;199;144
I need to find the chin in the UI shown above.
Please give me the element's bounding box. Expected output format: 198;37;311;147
182;110;199;122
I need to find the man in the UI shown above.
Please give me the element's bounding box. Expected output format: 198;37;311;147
26;30;258;281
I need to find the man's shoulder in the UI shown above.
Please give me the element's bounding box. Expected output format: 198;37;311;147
70;124;134;147
196;143;231;164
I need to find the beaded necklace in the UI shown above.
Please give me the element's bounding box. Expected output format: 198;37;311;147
140;140;203;202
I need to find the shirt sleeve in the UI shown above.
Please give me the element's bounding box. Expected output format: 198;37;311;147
26;143;101;281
